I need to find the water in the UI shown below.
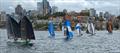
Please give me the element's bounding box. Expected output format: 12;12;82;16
0;29;120;53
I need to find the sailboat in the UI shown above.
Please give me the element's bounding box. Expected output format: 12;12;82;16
62;22;67;36
64;20;73;40
48;18;55;39
75;23;82;36
106;19;113;33
86;18;95;35
7;14;20;41
20;16;35;45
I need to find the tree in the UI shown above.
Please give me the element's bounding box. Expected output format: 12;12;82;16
79;12;89;16
117;15;120;20
52;12;66;17
37;15;49;20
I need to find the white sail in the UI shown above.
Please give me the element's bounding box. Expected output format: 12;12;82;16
87;23;95;34
75;23;81;35
90;23;95;34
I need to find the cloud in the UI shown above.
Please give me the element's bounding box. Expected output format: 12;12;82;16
0;0;120;15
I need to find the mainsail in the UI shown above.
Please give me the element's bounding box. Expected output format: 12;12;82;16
7;15;20;39
75;23;81;35
87;23;95;34
106;21;113;33
64;20;73;39
20;16;35;40
48;20;55;37
86;17;95;35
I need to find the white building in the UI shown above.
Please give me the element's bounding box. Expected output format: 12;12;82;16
37;2;43;15
89;8;96;17
37;0;51;16
104;12;110;20
15;5;23;16
51;6;58;14
99;12;104;18
0;11;7;22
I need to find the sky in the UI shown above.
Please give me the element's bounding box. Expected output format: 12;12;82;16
0;0;120;16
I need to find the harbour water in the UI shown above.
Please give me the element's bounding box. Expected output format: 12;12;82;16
0;29;120;53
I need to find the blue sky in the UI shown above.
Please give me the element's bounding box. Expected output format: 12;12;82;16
0;0;120;16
